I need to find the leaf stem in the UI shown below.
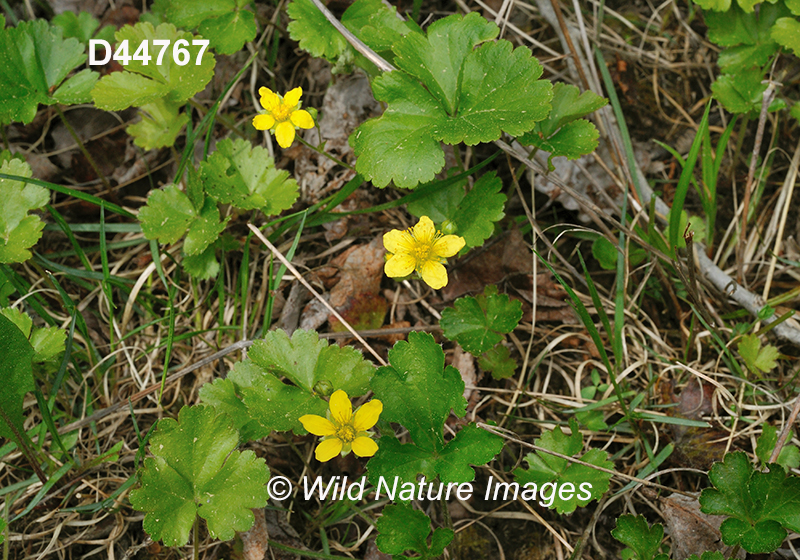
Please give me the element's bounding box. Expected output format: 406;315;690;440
193;515;199;560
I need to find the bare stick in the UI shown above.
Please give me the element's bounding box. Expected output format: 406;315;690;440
307;0;396;72
768;395;800;464
737;82;776;281
247;223;388;366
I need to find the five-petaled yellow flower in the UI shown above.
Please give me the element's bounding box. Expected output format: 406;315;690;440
383;216;465;290
299;390;383;462
252;86;314;149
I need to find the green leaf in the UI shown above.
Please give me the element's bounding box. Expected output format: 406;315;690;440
694;0;732;10
129;405;269;546
478;344;516;379
92;23;215;110
370;424;502;486
51;68;99;105
182;244;220;280
700;451;800;553
351;0;414;53
705;2;785;47
287;0;349;60
610;515;666;560
127;99;189;150
52;11;100;43
202;330;375;435
440;286;522;355
686;553;724;560
351;13;552;188
771;17;800;56
376;504;454;558
592;237;618;270
393;12;498;115
138;185;227;256
705;2;788;73
712;67;768;114
407;175;466;224
159;0;256;54
756;424;800;472
90;71;170;111
737;333;779;374
451;172;506;248
0;313;34;444
368;332;503;487
0;307;32;337
0;18;87;123
519;83;606;166
0;159;49;263
201;138;299;216
30;326;66;363
513;418;613;514
184;199;228;257
249;329;374;396
198;369;265;442
138;185;196;244
198;10;257;54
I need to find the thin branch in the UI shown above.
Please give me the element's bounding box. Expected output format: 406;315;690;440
307;0;396;72
247;223;388;366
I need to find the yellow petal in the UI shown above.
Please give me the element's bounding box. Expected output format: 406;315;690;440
315;438;343;462
252;113;275;131
412;216;436;244
351;436;378;458
383;229;414;254
328;389;352;425
290;109;315;129
283;87;303;107
385;253;416;278
432;234;465;258
299;414;336;436
419;260;448;289
352;399;383;432
275;121;296;148
259;87;280;111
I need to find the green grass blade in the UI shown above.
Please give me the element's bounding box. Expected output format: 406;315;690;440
669;101;710;251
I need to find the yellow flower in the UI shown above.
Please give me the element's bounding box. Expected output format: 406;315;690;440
383;216;465;290
252;86;315;148
299;390;383;462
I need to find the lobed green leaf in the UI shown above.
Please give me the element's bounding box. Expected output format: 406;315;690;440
129;405;269;546
513;418;613;514
440;286;522;355
0;159;49;263
92;23;215;111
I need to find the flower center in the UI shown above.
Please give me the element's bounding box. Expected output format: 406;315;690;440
336;424;357;444
413;244;432;262
272;103;294;122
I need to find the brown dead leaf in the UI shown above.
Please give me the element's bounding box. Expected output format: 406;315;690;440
661;379;727;470
661;494;745;560
328;236;385;309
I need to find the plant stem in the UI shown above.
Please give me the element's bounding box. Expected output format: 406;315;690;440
296;136;354;170
193;515;199;560
0;406;48;484
53;105;113;194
